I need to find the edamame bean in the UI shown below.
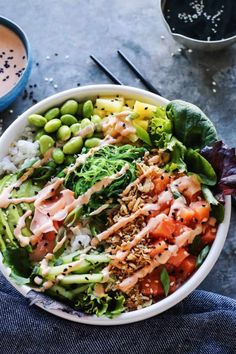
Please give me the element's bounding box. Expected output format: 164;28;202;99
91;115;102;132
35;129;45;141
77;102;84;117
80;118;94;138
28;114;47;128
84;138;102;148
70;123;81;136
44;107;60;121
61;114;78;126
39;135;55;154
52;148;65;164
82;100;93;118
61;100;79;115
44;119;62;133
57;125;71;141
63;137;83;154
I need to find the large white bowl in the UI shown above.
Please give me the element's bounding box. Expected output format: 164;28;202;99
0;85;231;325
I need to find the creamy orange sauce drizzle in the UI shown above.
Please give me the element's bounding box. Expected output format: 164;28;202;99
91;203;159;246
55;164;130;221
118;225;202;293
14;210;32;247
0;25;27;97
102;111;136;138
121;165;159;196
0;149;53;209
112;213;168;266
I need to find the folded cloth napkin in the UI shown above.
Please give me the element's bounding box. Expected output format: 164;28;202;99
1;273;236;354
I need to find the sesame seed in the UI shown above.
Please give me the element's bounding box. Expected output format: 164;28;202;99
46;55;50;60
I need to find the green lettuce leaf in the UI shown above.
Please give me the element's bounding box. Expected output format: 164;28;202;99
2;247;32;284
166;100;218;149
185;148;217;186
165;137;187;172
75;286;125;318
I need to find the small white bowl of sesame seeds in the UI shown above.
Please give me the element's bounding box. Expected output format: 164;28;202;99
159;0;236;51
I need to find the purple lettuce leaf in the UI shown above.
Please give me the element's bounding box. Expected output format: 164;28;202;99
201;141;236;198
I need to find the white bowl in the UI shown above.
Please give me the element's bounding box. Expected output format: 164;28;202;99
0;84;231;325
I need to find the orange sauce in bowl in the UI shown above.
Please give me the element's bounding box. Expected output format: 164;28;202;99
0;25;27;97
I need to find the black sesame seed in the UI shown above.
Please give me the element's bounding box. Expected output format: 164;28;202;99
36;62;39;66
160;176;164;180
144;107;148;110
180;218;184;222
85;277;89;280
101;108;105;111
122;123;126;128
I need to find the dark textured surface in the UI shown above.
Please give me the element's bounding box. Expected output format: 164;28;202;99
0;0;235;299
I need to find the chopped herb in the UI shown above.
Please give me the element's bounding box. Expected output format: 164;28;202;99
196;245;210;268
160;267;170;296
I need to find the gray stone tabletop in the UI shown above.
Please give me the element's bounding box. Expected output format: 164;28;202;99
0;0;235;298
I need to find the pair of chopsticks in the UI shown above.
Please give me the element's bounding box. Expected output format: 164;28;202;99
90;50;162;96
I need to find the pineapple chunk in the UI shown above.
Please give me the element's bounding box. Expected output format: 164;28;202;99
125;99;135;109
93;108;108;118
133;119;149;131
134;100;157;119
95;97;124;113
121;105;131;112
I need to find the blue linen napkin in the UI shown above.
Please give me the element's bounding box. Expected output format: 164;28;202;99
1;273;236;354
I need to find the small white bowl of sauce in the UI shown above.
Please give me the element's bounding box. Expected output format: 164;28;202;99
0;16;32;111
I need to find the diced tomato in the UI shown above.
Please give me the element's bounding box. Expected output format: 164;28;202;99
190;200;210;223
178;255;196;280
150;217;175;239
201;229;216;246
152;174;170;195
177;206;195;224
168;248;189;267
139;269;176;296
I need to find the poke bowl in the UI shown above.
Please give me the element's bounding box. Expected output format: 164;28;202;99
0;85;232;325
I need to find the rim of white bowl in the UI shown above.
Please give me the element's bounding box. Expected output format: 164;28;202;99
0;84;231;325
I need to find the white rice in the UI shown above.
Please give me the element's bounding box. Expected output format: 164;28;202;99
69;226;91;253
0;126;40;176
